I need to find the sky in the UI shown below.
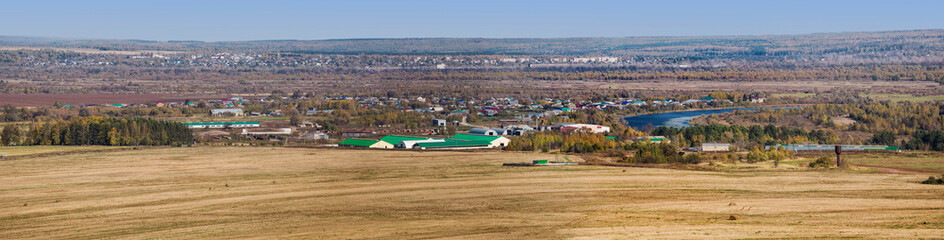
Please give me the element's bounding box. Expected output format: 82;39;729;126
1;0;942;41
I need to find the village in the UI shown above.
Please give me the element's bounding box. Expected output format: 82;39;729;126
150;93;770;150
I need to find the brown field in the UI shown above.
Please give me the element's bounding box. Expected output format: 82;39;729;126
589;79;941;92
0;94;226;107
0;46;181;55
1;147;943;239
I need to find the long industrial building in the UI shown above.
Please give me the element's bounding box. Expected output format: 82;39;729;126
765;144;900;152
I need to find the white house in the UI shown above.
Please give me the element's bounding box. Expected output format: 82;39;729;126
211;108;244;116
559;123;611;133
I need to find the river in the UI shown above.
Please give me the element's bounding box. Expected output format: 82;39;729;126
623;108;755;130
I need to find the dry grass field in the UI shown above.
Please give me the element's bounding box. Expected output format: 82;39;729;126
1;147;943;239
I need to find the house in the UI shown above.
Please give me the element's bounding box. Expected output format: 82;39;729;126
502;125;534;136
559;123;611;133
750;97;767;103
184;121;260;129
306;109;334;115
701;143;732;152
301;132;330;140
449;133;510;148
211;108;244;116
433;119;447;127
469;128;500;136
339;138;394;149
341;130;375;137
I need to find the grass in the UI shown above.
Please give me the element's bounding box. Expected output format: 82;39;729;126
771;93;816;98
862;93;944;102
1;147;943;239
0;145;130;157
845;153;944;172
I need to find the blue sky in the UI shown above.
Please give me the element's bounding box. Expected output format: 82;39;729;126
1;0;942;41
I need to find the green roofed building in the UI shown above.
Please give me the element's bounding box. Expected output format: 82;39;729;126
766;144;900;152
339;138;394;149
379;135;430;146
415;139;493;150
448;133;510;148
634;136;670;143
183;121;260;129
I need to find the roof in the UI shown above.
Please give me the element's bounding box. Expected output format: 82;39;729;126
416;140;492;148
450;133;500;142
766;144;900;151
702;143;731;146
379;135;429;145
339;138;381;147
468;128;495;135
183;121;259;126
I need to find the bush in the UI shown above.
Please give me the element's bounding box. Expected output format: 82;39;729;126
809;156;834;168
624;142;699;164
921;175;944;185
745;147;790;163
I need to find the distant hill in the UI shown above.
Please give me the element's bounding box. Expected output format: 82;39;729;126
1;29;943;57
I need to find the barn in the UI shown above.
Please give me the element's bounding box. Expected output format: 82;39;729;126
338;138;394;149
449;133;510;148
184;121;260;129
701;143;731;152
469;128;500;136
379;135;445;148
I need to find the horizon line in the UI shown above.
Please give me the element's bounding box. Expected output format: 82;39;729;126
2;28;941;44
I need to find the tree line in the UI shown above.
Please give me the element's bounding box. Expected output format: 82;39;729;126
0;117;192;146
651;124;840;148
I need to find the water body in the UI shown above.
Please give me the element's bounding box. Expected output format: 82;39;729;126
624;108;755;130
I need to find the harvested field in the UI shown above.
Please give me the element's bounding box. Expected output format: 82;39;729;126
1;147;942;239
0;145;129;157
590;80;941;92
0;94;225;107
846;153;944;174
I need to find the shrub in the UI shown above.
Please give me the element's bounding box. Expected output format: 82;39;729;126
624;142;700;164
921;175;944;185
809;156;834;168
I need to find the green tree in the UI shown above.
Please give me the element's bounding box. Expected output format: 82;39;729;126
107;127;120;146
1;125;20;146
871;131;896;146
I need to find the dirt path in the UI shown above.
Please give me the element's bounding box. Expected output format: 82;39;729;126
459;116;490;129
